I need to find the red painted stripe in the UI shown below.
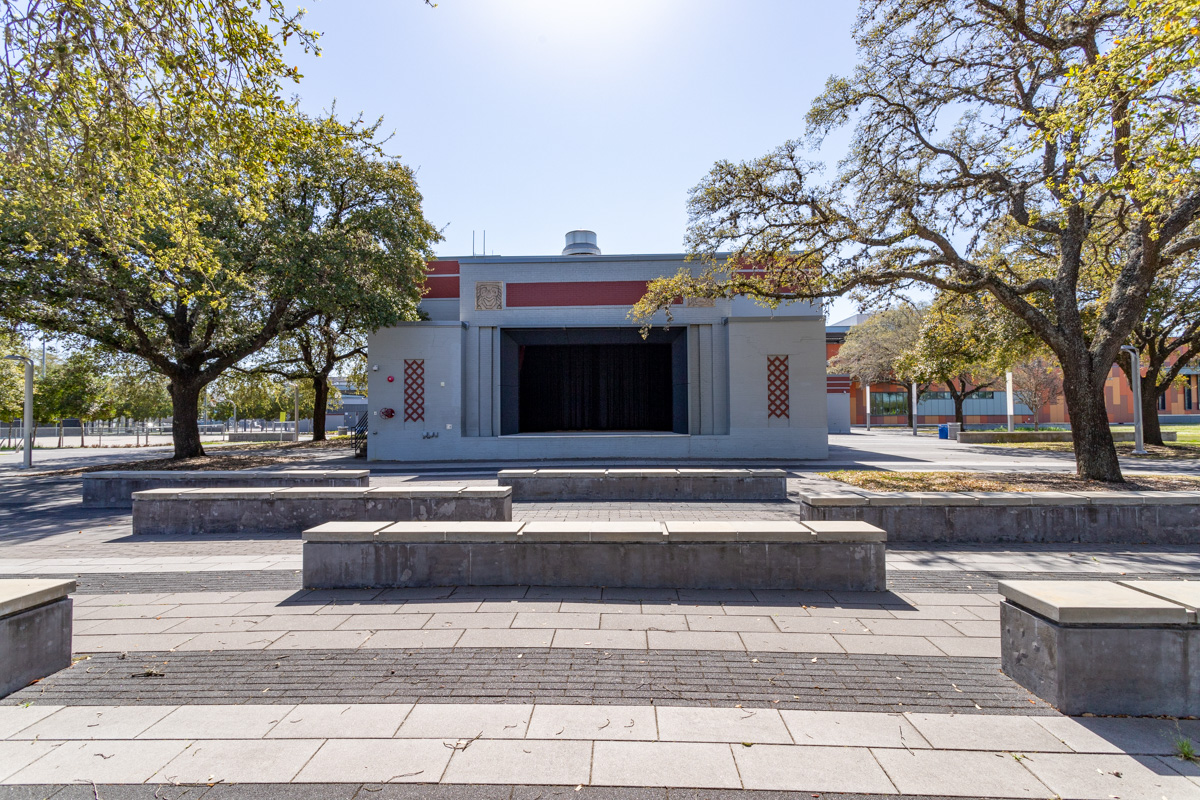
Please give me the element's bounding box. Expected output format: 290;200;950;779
505;281;654;307
426;260;460;276
422;276;460;299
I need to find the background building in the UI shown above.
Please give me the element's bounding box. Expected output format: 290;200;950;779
366;232;830;461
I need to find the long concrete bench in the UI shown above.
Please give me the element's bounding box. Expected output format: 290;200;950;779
302;519;885;591
1;579;75;697
958;430;1175;444
132;486;511;535
84;469;370;508
798;489;1200;544
1000;579;1199;716
497;468;788;501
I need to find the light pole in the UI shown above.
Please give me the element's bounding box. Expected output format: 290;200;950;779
1121;345;1148;455
4;355;34;469
865;384;872;431
911;382;919;436
293;384;300;442
1006;371;1015;432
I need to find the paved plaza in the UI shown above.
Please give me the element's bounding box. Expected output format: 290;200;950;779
1;454;1199;798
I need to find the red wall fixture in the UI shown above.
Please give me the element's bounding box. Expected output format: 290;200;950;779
380;408;395;419
387;376;394;382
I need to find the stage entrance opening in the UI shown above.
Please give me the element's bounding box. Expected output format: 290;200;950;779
500;328;687;434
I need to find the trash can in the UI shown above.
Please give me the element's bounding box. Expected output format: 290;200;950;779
938;424;949;440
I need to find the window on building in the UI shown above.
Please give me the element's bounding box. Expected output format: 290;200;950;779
1159;393;1167;411
923;391;949;401
969;390;995;399
1187;383;1194;411
870;392;909;416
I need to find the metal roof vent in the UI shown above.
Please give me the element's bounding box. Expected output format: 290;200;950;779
562;230;600;256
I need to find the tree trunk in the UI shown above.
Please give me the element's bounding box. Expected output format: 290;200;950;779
168;377;206;459
1141;378;1165;447
1061;364;1123;482
311;377;329;443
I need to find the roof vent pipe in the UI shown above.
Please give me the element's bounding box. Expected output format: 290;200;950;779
562;230;600;256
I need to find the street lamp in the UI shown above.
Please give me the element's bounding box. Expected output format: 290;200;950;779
1121;345;1148;455
4;355;34;469
293;384;300;443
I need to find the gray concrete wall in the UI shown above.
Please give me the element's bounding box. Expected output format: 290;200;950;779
799;500;1200;544
84;470;370;508
498;469;787;501
132;488;511;535
0;598;72;698
1001;601;1198;716
303;540;884;591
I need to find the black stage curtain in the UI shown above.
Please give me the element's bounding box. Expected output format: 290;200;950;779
519;344;673;432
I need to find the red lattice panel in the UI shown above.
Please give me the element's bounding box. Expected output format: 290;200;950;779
404;359;425;422
767;355;790;419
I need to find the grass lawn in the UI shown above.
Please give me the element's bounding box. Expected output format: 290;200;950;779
822;470;1200;492
976;424;1200;459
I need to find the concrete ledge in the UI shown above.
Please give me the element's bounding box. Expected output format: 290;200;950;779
132;486;512;535
83;469;370;508
798;490;1200;544
227;432;296;442
302;520;886;590
1000;586;1199;716
497;468;787;501
958;430;1176;444
998;580;1189;625
0;579;75;698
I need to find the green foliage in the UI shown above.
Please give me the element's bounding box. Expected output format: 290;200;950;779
828;306;924;386
1012;356;1065;431
0;332;30;421
104;359;174;422
208;371;315;422
36;350;107;422
635;0;1200;480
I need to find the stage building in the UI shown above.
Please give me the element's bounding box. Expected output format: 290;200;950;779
365;231;830;462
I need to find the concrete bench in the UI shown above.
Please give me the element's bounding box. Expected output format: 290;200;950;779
797;489;1200;544
84;469;370;508
132;486;512;535
1000;580;1199;716
958;430;1176;444
302;519;885;591
497;468;788;501
1;579;75;697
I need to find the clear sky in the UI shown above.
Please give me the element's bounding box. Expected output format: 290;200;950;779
286;0;863;322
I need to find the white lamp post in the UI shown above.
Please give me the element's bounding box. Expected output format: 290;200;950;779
1121;345;1148;455
4;355;34;469
911;382;919;436
865;384;872;431
1006;371;1015;432
293;384;300;442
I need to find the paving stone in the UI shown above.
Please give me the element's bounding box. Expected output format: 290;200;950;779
150;739;322;783
870;748;1053;797
456;630;554;648
397;704;532;739
904;712;1072;752
737;633;846;654
551;631;646;650
427;614;516;630
655;707;790;744
861;619;961;637
15;705;176;740
203;783;356;800
266;631;374;650
525;705;656;740
834;635;944;657
266;704;412;739
781;710;930;748
364;630;464;648
335;614;430;630
166;616;266;634
1033;716;1200;755
645;632;744;651
0;741;61;783
72;633;196;653
441;740;591;785
0;706;61;739
294;738;453;783
7;740;189;784
139;704;294;739
928;636;1000;658
599;614;687;631
249;615;350;631
772;616;865;634
511;613;599;630
1019;751;1200;799
174;631;283;651
591;742;740;789
683;615;778;633
733;744;896;793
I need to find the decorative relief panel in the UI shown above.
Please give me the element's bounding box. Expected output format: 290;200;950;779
685;296;716;308
475;281;504;310
767;355;790;419
403;359;425;422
